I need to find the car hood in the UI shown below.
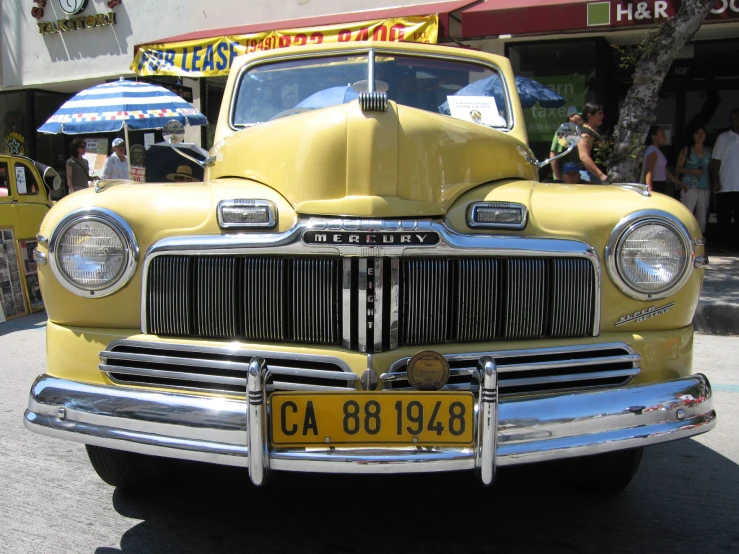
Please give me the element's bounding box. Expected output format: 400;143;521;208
205;100;537;218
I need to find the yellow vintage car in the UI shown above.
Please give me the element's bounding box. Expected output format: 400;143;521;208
25;42;715;492
0;154;61;319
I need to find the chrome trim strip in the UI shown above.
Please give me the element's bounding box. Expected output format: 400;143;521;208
229;47;514;133
389;258;399;350
342;258;352;349
467;202;528;230
268;382;352;392
358;258;368;353
141;219;602;338
216;199;276;229
385;343;638;375
368;48;375;93
605;210;695;301
49;207;139;299
32;249;47;265
101;339;355;375
25;373;716;479
374;258;383;352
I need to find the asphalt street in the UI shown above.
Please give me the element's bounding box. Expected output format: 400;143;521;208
1;312;737;554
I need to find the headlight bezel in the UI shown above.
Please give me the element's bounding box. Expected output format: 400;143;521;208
605;210;694;301
48;208;139;298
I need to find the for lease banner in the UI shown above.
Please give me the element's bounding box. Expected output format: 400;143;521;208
132;16;438;78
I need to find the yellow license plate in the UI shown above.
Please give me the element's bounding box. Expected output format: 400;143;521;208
270;392;474;447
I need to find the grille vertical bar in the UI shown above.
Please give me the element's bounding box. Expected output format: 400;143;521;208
457;258;499;342
505;258;546;340
193;256;237;338
550;258;594;337
292;257;340;344
401;259;449;345
147;255;191;336
243;257;285;341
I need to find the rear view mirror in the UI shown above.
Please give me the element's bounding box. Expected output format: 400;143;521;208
536;123;582;169
33;161;62;190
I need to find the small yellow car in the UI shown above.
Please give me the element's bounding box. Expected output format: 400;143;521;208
0;154;60;318
25;42;715;492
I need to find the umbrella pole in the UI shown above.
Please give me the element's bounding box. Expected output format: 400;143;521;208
124;121;132;180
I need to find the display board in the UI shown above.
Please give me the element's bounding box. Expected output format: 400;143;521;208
19;239;43;312
0;229;29;320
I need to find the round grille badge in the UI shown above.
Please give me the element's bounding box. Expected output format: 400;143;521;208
407;351;450;391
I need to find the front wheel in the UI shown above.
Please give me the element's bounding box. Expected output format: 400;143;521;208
567;447;643;494
85;445;169;489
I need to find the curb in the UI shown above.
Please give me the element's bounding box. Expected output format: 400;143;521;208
693;303;739;336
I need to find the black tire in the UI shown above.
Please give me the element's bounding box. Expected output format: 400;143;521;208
567;447;643;494
85;445;169;489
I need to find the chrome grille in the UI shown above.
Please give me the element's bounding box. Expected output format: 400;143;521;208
145;255;596;351
400;257;595;346
381;344;640;396
100;341;358;394
147;255;341;344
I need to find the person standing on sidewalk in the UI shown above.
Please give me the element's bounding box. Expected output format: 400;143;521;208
711;108;739;252
101;138;129;180
577;103;608;184
549;106;583;181
642;125;682;195
677;126;711;234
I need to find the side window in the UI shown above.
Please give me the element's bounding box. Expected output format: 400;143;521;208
15;163;40;196
0;162;10;199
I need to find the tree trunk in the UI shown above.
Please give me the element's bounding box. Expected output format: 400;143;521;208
606;0;715;183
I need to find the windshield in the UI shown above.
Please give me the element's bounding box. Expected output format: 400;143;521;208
232;53;510;128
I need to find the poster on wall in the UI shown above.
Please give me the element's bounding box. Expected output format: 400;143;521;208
19;239;43;311
522;75;586;143
82;138;109;180
0;229;29;320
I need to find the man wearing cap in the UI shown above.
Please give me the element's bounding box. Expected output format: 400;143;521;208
101;138;129;180
561;162;582;184
549;106;583;181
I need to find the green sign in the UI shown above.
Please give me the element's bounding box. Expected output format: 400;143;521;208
523;74;586;142
587;2;611;26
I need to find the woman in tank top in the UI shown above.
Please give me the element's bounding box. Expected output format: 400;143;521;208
642;125;682;194
577;103;608;184
677;126;712;232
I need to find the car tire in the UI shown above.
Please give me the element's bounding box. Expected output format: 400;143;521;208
567;447;643;494
85;445;169;489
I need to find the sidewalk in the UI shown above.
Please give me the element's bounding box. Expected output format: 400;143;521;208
694;253;739;336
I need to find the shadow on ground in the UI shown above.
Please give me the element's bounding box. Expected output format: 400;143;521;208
95;438;738;554
0;310;46;337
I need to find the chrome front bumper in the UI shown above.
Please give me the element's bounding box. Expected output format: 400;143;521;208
25;358;716;486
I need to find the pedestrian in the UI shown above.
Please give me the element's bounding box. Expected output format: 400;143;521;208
101;138;129;180
711;108;739;251
65;138;97;193
561;161;582;184
577;102;608;183
642;125;682;194
676;126;711;234
549;106;583;181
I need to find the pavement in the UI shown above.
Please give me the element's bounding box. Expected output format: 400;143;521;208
694;251;739;335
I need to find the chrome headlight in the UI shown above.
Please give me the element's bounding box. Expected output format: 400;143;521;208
606;211;693;300
49;209;138;297
217;199;276;229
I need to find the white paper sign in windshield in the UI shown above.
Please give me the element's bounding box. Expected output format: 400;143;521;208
15;166;27;194
447;96;506;127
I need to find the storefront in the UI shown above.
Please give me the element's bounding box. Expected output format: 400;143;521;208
458;0;739;169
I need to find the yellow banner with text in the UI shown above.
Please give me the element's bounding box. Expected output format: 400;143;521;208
131;16;438;77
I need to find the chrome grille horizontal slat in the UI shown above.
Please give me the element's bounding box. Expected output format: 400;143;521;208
382;344;639;396
101;364;247;387
100;340;355;393
268;382;353;392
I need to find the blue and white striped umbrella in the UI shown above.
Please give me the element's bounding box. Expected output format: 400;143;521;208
38;79;207;134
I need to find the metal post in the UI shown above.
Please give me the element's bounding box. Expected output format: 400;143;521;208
475;356;498;486
123;120;132;180
247;357;270;486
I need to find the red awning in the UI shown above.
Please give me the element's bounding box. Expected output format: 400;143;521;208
144;0;476;45
461;0;592;38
